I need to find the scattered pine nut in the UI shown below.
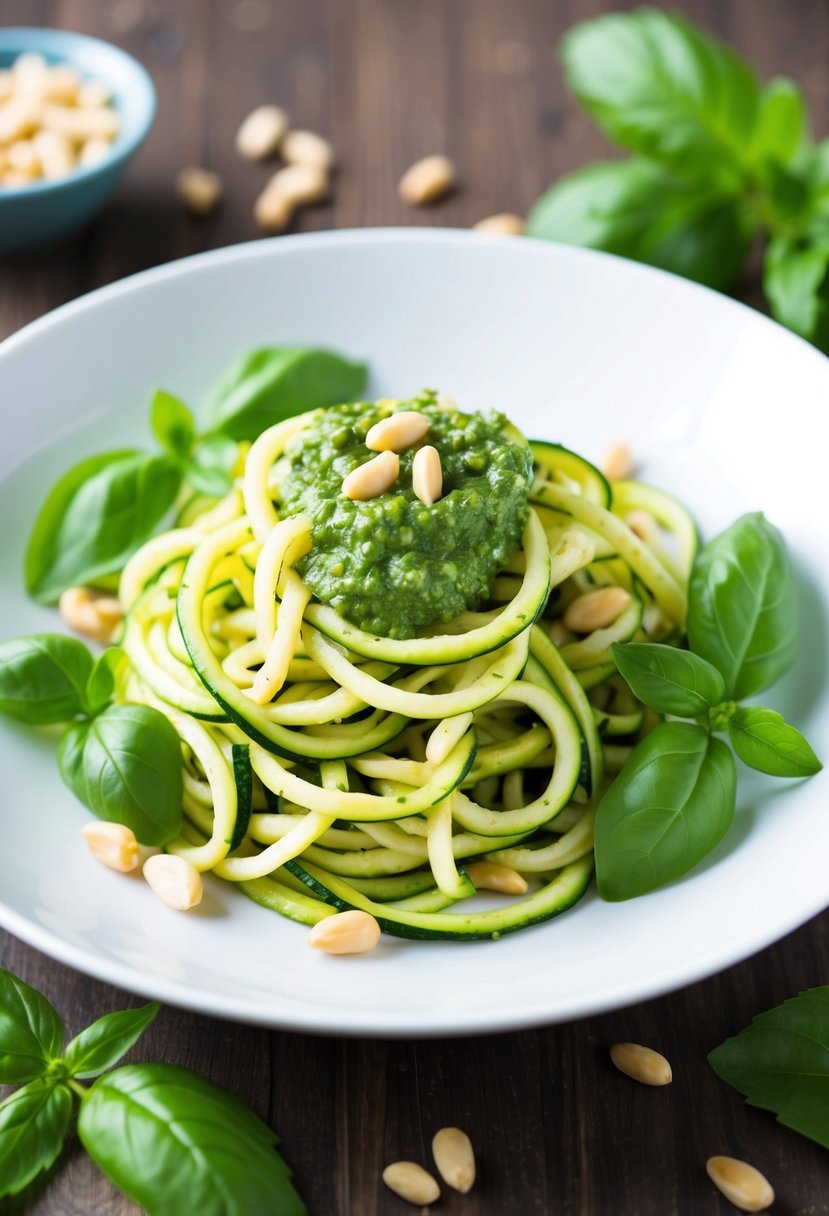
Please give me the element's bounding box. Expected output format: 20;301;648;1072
342;450;400;501
266;162;329;206
609;1042;672;1087
143;854;203;911
412;445;443;507
382;1161;440;1207
82;822;140;873
563;586;631;633
625;509;657;540
235;104;288;160
399;154;456;206
282;129;334;172
706;1156;774;1212
601;440;633;481
466;860;528;895
308;909;381;954
253;184;295;233
59;587;123;643
176;165;223;215
432;1127;476;1193
366;410;429;453
473;212;524;235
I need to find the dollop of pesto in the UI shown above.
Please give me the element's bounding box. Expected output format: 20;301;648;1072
277;390;533;639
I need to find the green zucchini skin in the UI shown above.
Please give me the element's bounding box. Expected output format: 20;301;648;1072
229;744;253;851
530;440;612;508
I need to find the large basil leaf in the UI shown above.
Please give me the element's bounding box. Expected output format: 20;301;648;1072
64;1003;159;1080
709;987;829;1149
25;452;182;604
526;159;754;290
611;641;725;718
0;634;93;725
57;704;183;846
0;1080;72;1198
687;513;797;699
208;347;367;441
0;970;63;1085
729;707;822;778
78;1064;306;1216
560;10;760;187
764;231;829;353
595;722;736;901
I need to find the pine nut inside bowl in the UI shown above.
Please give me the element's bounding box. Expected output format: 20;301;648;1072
0;27;155;254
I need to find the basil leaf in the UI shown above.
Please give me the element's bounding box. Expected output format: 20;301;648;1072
764;232;829;352
0;969;63;1084
150;390;195;459
709;987;829;1150
595;722;736;901
748;78;808;170
83;648;124;716
25;452;183;604
0;634;93;725
611;641;725;718
78;1064;306;1216
729;707;822;778
561;10;760;187
58;704;183;846
0;1079;72;1198
64;1003;159;1079
687;513;797;699
208;346;367;441
527;159;754;291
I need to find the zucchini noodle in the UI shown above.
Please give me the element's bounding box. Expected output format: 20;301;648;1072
116;405;695;942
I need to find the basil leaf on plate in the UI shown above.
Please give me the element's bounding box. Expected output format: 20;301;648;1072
57;704;183;846
0;634;93;725
0;1080;72;1198
64;1004;159;1080
78;1064;306;1216
687;512;797;700
82;648;125;716
25;452;183;604
150;390;195;459
611;641;725;718
0;969;63;1085
208;347;367;441
764;231;829;352
709;986;829;1150
595;721;736;901
729;706;822;777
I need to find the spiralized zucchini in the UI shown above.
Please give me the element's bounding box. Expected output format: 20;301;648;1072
118;408;695;941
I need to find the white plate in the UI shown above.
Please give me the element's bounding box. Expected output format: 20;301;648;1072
0;230;827;1036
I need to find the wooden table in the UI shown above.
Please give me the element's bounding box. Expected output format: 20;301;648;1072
1;1;828;1212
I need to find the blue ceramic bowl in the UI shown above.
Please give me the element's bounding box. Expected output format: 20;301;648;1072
0;28;155;254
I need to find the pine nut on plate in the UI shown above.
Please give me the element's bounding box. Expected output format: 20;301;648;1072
609;1042;672;1086
308;910;381;954
382;1161;440;1206
563;586;631;633
466;860;528;895
143;854;203;911
601;440;633;481
82;822;140;873
706;1156;774;1212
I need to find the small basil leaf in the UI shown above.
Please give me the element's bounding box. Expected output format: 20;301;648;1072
560;10;760;187
0;634;93;725
64;1003;159;1080
729;707;822;778
78;1064;306;1216
595;722;736;901
0;970;63;1085
83;650;122;716
184;462;233;498
58;704;183;846
0;1080;72;1198
764;232;829;352
748;78;809;170
687;513;797;700
26;453;183;604
208;347;367;441
611;641;725;717
150;390;195;459
709;986;829;1150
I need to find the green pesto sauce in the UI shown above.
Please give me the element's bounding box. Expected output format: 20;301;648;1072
277;390;533;639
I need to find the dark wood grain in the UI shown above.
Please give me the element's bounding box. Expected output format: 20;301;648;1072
1;1;828;1213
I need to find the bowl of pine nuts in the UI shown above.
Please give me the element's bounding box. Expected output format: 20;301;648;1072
0;28;155;254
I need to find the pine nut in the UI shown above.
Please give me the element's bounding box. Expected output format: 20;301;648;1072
253;184;295;233
282;129;334;172
308;910;381;954
399;154;456;205
176;165;222;215
563;586;631;633
473;212;524;235
59;587;123;643
82;822;140;873
625;509;657;540
0;71;13;104
382;1162;440;1206
42;102;119;141
609;1042;672;1086
412;445;443;507
366;410;429;453
0;97;41;144
706;1156;774;1212
342;450;400;501
77;79;112;109
79;137;112;169
466;860;528;895
266;162;328;207
5;141;40;179
143;854;203;911
432;1127;476;1193
12;52;47;94
601;440;633;481
43;66;81;104
235;104;288;160
32;129;75;180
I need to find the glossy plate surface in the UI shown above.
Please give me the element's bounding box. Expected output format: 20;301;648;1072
0;230;826;1035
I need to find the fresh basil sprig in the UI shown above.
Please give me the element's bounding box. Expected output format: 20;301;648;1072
595;513;821;901
527;9;829;352
0;969;306;1213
